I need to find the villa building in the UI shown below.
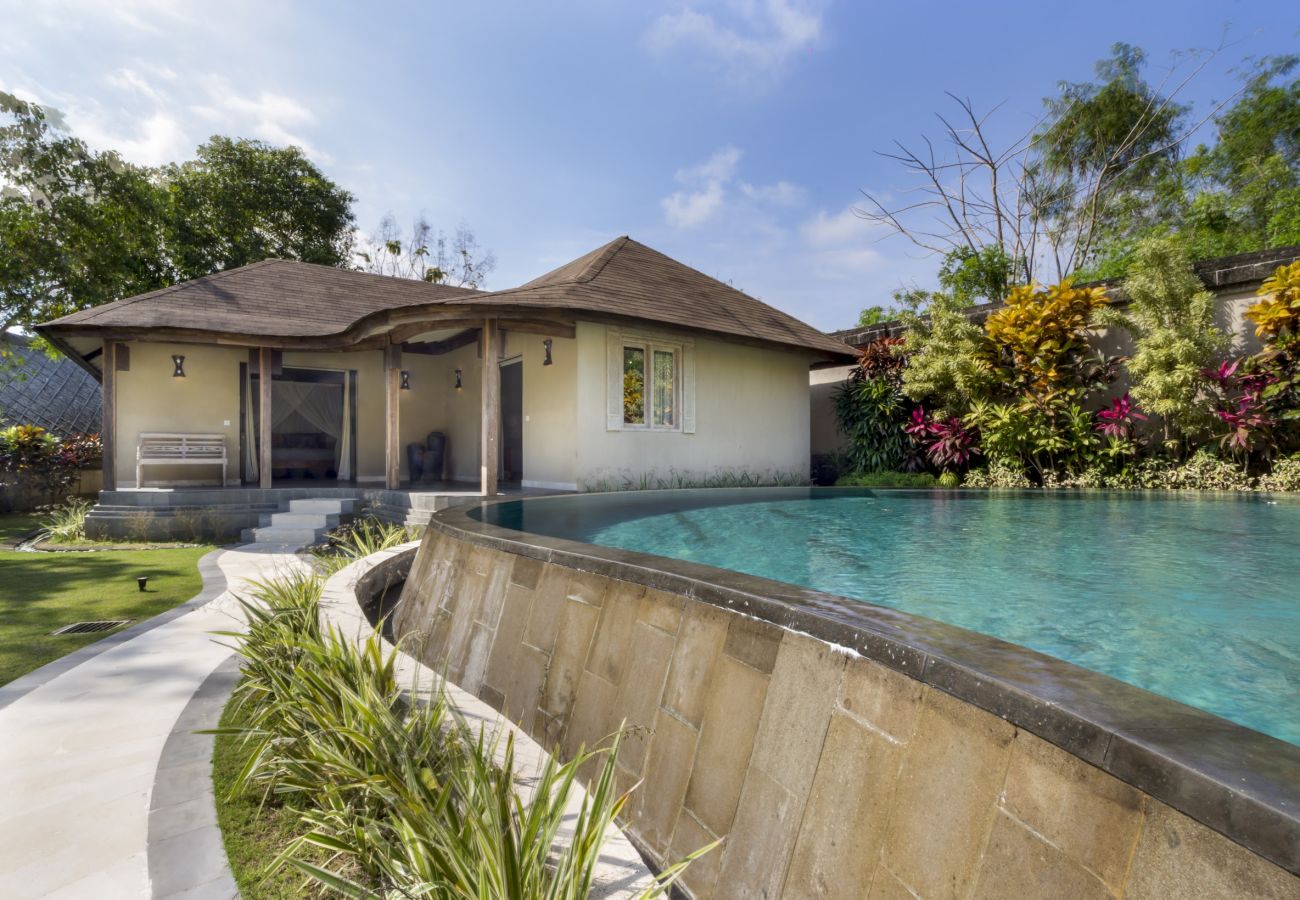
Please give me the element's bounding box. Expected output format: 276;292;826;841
37;236;854;536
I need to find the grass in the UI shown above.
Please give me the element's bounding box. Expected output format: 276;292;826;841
0;545;212;685
0;511;43;546
212;695;327;899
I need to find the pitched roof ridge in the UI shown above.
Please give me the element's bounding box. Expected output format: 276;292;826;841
573;235;631;285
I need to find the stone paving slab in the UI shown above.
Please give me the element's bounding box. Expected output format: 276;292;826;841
0;543;307;899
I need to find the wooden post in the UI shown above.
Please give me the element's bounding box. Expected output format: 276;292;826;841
258;347;272;490
101;341;117;491
481;318;500;497
385;343;402;490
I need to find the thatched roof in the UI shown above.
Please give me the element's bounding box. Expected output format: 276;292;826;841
39;237;854;362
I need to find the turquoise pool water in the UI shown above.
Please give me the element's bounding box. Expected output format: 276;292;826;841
480;489;1300;745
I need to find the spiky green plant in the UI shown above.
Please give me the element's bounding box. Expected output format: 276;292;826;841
312;517;419;575
214;570;714;898
39;497;92;543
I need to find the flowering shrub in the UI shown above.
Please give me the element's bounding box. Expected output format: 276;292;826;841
0;426;102;510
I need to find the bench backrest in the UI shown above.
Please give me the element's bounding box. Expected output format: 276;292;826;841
138;433;227;460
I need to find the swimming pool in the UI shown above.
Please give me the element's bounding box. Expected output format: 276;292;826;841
478;488;1300;746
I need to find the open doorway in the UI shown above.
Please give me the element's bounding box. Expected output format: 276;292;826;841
240;365;357;484
500;359;523;485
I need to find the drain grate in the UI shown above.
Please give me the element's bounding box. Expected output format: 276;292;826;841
51;620;130;636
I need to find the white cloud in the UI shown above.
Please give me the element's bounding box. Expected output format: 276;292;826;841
663;181;726;228
646;0;824;86
802;206;870;246
740;179;804;205
194;76;320;157
74;111;189;167
662;145;742;228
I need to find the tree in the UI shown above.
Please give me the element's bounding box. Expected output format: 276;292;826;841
358;214;496;289
857;44;1239;284
1;95;361;333
164;136;356;280
855;305;894;328
0;92;170;330
1097;237;1228;446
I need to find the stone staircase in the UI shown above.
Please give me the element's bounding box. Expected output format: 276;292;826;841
248;498;357;545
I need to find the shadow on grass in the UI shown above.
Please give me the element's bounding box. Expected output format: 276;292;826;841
0;547;212;685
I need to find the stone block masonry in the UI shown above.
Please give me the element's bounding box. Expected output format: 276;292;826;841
392;527;1300;899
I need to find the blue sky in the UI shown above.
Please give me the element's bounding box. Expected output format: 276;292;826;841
1;1;1297;329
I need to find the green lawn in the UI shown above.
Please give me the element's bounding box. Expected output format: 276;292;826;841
212;696;324;899
0;512;44;547
0;545;212;685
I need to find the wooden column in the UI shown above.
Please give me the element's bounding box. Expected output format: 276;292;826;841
258;346;273;489
481;318;500;497
384;343;402;490
101;341;117;491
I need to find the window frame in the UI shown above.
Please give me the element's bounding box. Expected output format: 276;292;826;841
621;339;682;431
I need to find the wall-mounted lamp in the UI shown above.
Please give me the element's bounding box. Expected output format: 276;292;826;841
454;368;463;392
400;370;411;390
543;339;553;366
171;354;186;378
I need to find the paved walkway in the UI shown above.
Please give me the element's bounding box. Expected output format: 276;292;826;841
0;543;308;900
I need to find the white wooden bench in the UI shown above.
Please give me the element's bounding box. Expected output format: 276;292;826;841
136;433;227;487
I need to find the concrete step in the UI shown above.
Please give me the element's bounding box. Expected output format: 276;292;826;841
269;512;338;529
251;526;326;545
289;498;357;515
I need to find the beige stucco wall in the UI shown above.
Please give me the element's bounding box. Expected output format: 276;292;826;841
511;330;578;490
573;322;813;490
112;322;816;490
394;529;1299;900
113;341;244;487
111;342;481;486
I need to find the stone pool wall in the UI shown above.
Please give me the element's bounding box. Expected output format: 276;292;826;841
392;526;1299;899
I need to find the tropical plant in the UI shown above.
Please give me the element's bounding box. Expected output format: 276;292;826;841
966;397;1102;480
1258;454;1300;492
1202;359;1283;461
1095;393;1147;441
39;497;91;543
833;370;912;474
905;407;980;471
1098;237;1229;444
983;280;1111;394
962;460;1033;489
895;292;993;415
312;517;419;574
0;424;86;507
215;571;711;898
1246;260;1300;347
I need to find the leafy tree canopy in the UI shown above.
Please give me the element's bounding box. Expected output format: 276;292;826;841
164;136;356;281
1;93;358;332
855;45;1300;325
